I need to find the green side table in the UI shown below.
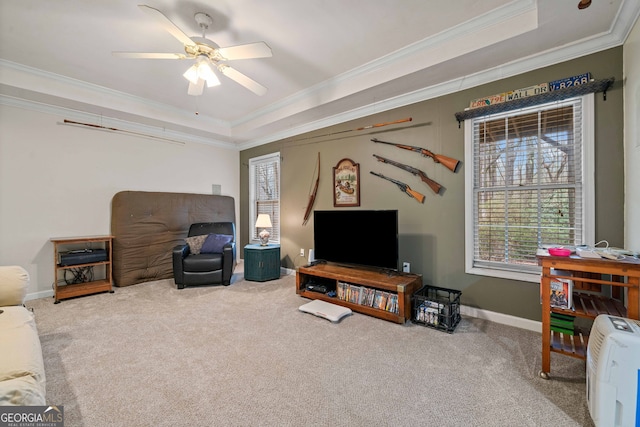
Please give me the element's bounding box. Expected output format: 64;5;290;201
244;244;281;282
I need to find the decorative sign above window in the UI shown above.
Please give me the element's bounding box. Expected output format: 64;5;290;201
455;76;614;126
548;72;591;91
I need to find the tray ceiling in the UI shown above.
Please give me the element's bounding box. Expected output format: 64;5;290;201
1;0;638;148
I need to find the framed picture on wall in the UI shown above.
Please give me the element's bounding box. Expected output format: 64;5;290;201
333;158;360;207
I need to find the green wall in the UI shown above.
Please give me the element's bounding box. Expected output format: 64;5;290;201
240;47;624;322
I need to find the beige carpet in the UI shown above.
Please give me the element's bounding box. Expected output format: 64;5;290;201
26;264;594;427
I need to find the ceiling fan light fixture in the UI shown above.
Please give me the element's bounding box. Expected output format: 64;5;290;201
198;61;220;87
183;65;199;85
183;56;221;88
187;79;205;96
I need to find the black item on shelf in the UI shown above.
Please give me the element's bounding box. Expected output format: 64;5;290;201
58;249;107;266
305;283;328;293
412;285;461;333
64;266;94;285
304;277;336;294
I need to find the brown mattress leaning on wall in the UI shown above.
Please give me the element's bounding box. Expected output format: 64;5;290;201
110;191;235;287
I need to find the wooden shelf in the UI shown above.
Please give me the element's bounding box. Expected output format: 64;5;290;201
454;77;614;123
54;279;113;301
297;263;422;324
57;260;110;269
538;254;640;379
549;328;589;360
51;235;114;303
550;292;628;319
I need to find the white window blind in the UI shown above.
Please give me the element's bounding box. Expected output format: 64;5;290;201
249;153;280;243
465;95;594;280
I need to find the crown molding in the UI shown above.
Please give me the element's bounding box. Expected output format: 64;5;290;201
238;35;628;149
232;0;539;134
239;1;639;149
0;59;231;138
1;0;638;150
0;94;238;150
611;0;640;42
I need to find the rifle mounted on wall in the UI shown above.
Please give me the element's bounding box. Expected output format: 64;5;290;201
370;171;425;204
371;138;460;173
372;154;442;194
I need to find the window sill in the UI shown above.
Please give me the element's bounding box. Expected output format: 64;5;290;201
466;266;540;283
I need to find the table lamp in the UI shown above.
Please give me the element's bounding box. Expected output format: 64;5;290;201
255;214;272;245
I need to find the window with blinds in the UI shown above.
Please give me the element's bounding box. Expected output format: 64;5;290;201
465;94;594;280
249;153;280;243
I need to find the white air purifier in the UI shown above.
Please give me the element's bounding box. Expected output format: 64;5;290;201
586;315;640;427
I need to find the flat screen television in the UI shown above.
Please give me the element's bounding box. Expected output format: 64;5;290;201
313;210;399;270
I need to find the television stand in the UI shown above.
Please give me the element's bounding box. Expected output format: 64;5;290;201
296;263;422;324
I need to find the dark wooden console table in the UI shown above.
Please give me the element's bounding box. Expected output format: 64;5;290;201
297;263;422;324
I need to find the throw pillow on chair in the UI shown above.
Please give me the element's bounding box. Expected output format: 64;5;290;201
184;235;208;254
200;234;233;254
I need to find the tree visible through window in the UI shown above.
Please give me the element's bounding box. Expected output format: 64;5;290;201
465;95;593;280
249;153;280;243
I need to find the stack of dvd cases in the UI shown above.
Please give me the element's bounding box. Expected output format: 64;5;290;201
412;285;461;333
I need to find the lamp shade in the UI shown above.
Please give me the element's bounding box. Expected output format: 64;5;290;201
255;214;272;228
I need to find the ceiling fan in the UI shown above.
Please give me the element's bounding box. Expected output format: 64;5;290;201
113;5;272;96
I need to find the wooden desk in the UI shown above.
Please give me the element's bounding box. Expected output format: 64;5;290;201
538;254;640;379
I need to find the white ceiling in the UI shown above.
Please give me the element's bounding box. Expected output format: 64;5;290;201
1;0;638;149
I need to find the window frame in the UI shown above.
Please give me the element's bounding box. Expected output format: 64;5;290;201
248;152;281;244
464;94;595;283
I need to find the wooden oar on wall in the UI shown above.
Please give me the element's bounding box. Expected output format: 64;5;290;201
291;117;412;143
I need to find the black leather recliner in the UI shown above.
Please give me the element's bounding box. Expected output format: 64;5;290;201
172;222;236;289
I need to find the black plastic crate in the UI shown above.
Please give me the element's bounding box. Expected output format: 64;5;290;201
412;285;461;333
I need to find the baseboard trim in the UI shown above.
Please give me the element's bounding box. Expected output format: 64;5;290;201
282;267;296;276
285;266;540;333
461;305;541;333
26;289;54;302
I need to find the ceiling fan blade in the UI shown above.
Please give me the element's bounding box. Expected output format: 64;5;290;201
217;42;272;60
138;5;196;48
112;52;187;59
218;65;267;96
188;79;205;96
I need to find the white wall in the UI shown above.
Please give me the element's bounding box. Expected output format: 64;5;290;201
0;103;240;299
625;17;640;252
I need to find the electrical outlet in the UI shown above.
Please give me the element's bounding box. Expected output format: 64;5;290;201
402;262;410;273
300;248;305;257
